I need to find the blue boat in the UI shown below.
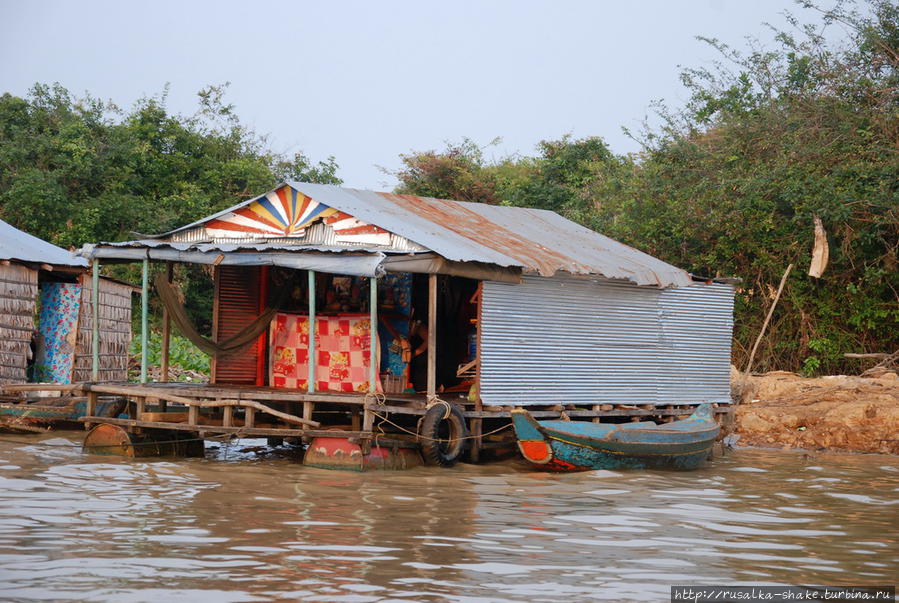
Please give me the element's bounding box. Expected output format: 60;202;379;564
511;404;720;471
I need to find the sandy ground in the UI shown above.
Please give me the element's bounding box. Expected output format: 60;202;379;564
731;368;899;454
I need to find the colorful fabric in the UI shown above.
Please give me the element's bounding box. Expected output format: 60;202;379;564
376;273;412;379
270;313;382;393
36;283;82;383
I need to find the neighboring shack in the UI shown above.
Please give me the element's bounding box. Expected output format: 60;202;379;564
0;219;134;385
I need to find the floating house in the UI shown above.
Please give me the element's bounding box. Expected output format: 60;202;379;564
0;219;134;385
76;182;734;468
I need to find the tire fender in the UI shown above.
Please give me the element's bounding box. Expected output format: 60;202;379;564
419;402;469;466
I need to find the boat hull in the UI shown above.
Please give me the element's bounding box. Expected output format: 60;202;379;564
512;404;720;472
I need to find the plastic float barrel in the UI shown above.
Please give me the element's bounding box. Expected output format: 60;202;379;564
303;437;423;471
83;423;205;458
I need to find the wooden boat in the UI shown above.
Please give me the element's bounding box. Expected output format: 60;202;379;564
511;403;720;471
0;397;125;433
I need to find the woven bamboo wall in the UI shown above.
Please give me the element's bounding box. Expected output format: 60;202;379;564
73;275;133;382
0;264;38;384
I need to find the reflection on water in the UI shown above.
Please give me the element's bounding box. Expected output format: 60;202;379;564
0;434;896;602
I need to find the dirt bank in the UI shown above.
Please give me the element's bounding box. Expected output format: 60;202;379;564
732;369;899;454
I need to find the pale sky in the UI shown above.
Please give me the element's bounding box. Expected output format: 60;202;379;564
1;0;816;190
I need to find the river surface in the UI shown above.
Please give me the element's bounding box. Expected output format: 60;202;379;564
0;433;896;602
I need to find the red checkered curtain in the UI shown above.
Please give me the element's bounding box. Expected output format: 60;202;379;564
269;313;382;393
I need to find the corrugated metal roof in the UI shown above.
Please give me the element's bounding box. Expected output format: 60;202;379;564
131;182;693;287
0;219;88;267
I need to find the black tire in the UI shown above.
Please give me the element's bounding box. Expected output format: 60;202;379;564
420;403;469;466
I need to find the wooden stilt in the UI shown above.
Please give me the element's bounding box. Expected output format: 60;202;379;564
470;418;482;462
245;407;255;428
85;392;98;430
160;262;173;394
223;405;233;427
91;260;100;381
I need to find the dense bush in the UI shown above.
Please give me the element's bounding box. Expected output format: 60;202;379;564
393;0;898;375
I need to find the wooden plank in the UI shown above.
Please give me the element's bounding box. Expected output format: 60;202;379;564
140;412;189;422
1;383;83;393
85;384;322;428
79;415;380;440
188;405;198;426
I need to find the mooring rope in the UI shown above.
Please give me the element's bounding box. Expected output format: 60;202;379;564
367;409;512;444
425;396;452;420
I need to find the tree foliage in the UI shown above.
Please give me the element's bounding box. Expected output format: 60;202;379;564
0;83;341;334
392;0;898;375
0;82;340;247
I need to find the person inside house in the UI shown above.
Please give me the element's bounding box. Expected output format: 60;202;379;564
407;320;430;392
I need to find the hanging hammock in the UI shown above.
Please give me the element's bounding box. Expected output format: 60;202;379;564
154;273;283;357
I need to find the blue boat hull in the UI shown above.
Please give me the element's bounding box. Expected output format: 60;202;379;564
512;404;720;471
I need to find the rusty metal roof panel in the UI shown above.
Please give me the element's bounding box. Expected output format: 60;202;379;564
287;183;692;287
126;182;692;287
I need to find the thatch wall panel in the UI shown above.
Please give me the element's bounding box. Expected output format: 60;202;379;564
73;276;133;382
0;264;37;384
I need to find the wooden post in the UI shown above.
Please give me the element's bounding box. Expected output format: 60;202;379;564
245;407;255;428
255;266;269;386
210;266;220;383
308;270;316;393
427;274;437;398
188;404;198;426
140;258;149;383
303;401;313;423
135;396;146;419
85;391;97;430
369;276;377;392
739;263;794;400
473;282;482;461
362;276;378;441
91;260;100;380
160;262;173;384
470;418;482;463
223;405;233;427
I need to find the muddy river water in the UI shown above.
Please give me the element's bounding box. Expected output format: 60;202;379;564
0;433;896;602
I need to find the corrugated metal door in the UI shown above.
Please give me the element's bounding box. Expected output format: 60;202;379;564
480;276;733;407
213;266;263;385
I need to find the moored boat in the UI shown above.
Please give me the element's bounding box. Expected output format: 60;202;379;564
511;403;720;471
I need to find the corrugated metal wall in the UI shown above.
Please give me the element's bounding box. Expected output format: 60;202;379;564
212;266;263;385
480;275;733;406
74;276;133;382
0;264;38;384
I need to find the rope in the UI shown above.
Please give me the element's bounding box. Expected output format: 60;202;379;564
368;409;512;444
425;396;452;420
363;392;387;406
